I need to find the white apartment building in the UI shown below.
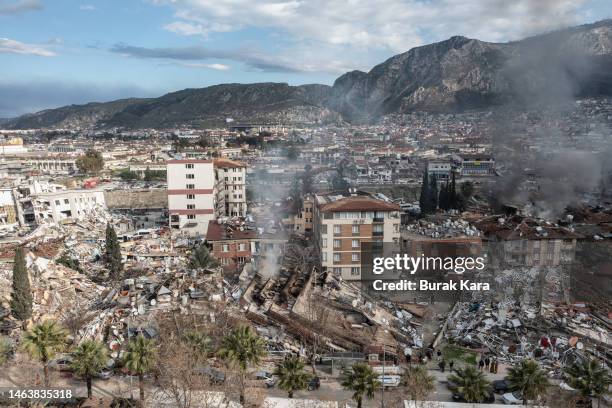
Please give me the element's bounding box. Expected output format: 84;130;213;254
167;159;216;237
30;189;106;224
214;158;247;217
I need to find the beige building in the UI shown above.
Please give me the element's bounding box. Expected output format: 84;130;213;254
313;192;401;280
214;158;247;217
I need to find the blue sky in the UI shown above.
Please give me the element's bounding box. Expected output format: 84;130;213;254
0;0;610;117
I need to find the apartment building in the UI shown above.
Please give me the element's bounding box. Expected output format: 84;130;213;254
214;158;247;217
313;192;401;281
167;159;215;237
26;189;106;224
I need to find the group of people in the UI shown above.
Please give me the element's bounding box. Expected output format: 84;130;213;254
478;355;499;373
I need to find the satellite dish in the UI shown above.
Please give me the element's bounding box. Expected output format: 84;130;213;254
576;342;584;350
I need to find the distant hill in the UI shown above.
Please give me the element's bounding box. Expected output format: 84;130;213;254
6;19;612;129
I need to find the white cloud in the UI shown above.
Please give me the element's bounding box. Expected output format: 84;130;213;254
0;38;56;57
176;62;231;70
0;0;42;15
79;4;95;11
151;0;589;72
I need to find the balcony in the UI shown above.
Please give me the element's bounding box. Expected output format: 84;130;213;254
373;217;384;223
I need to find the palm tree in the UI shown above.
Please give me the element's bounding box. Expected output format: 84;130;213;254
21;320;67;386
71;340;108;398
507;359;550;404
565;359;612;407
217;325;266;405
447;366;491;403
274;355;310;398
341;362;380;408
182;331;212;362
402;365;436;401
124;334;156;407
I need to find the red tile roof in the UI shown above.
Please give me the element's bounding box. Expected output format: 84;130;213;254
319;196;401;213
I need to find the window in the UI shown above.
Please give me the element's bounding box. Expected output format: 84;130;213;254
322;238;327;248
321;225;327;234
333;253;341;262
187;204;195;210
222;244;230;252
186;174;195;179
238;243;247;251
187;194;195;199
186;184;195;189
352;239;359;249
352;253;360;262
55;200;60;205
333;239;341;249
185;163;194;169
351;267;360;276
322;252;327;262
187;214;196;220
333;267;342;274
64;199;69;204
333;225;341;235
352;225;360;234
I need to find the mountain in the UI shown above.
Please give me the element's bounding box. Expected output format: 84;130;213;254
6;20;612;129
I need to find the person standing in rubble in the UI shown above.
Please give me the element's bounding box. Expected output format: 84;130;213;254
490;357;495;373
493;358;499;374
449;360;454;372
484;356;490;370
478;359;485;371
439;359;446;372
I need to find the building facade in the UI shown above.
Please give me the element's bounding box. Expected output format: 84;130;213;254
214;158;247;217
313;192;401;281
167;159;216;237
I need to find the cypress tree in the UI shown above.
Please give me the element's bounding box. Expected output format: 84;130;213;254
439;182;449;210
429;176;438;212
105;224;123;279
11;247;32;321
450;171;458;209
419;171;430;214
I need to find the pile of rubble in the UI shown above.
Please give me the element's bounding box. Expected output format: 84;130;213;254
404;218;480;238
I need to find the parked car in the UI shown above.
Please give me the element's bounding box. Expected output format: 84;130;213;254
502;391;535;405
49;356;73;372
378;375;401;387
493;379;511;394
194;366;225;384
96;369;113;380
308;376;320;391
255;371;277;388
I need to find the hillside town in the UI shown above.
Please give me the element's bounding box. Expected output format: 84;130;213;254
0;97;610;408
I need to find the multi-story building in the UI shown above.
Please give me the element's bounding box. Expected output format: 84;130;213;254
26;189;106;224
214;158;247;217
167;159;215;237
427;161;453;181
452;154;495;176
313;191;401;281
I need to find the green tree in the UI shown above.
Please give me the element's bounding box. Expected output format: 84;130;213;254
118;169;138;181
460;181;474;201
419;171;430;214
402;365;435;401
217;326;267;405
450;171;458;208
56;252;83;273
290;179;303;215
22;320;67;386
302;164;314;195
274;355;310;398
447;366;491;403
340;362;380;408
428;175;438;212
11;247;32;321
439;182;450;210
0;336;12;366
71;340;108;398
189;244;218;270
507;359;550;404
105;224;123;279
565;359;611;407
76;149;104;174
182;331;212;362
124;334;156;407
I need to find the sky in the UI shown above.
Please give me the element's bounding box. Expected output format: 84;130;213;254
0;0;610;117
